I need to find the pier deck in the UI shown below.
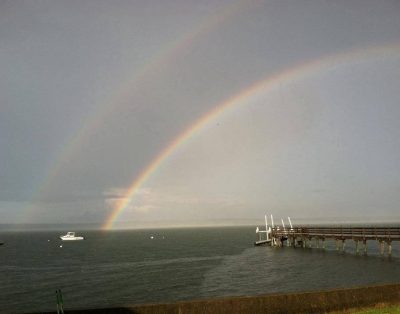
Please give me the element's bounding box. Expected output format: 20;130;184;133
275;226;400;241
255;215;399;255
271;226;400;255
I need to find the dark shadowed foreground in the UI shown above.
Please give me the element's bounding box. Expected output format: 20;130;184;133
29;283;400;314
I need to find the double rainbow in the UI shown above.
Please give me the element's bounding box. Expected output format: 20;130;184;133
102;43;400;230
29;1;246;208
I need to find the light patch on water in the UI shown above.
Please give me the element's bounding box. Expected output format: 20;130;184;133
200;245;400;298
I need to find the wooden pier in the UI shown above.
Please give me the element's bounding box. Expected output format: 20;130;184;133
271;226;400;256
255;215;400;256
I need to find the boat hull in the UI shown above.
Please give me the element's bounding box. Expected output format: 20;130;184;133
60;236;84;241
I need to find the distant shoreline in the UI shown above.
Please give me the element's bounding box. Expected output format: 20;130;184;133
29;283;400;314
2;219;400;232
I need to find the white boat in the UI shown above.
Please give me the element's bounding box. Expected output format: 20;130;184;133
60;232;84;241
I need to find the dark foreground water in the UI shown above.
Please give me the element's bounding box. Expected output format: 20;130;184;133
0;226;399;313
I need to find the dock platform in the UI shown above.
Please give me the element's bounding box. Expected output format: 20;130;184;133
272;226;400;255
255;215;400;256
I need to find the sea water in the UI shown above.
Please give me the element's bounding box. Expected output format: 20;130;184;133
0;226;399;313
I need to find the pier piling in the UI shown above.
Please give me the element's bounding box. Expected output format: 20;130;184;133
262;223;399;257
379;241;385;256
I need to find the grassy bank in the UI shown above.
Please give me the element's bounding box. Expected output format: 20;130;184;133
30;283;400;314
331;303;400;313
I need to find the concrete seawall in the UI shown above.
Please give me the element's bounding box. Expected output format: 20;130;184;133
34;283;400;314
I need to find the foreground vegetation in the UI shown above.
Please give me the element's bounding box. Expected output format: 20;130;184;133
331;303;400;314
354;305;400;314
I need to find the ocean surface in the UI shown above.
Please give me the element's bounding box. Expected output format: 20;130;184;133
0;226;399;313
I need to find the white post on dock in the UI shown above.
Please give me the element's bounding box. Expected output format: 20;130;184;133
265;215;268;230
265;215;269;241
270;215;275;246
271;215;278;246
287;217;294;246
281;218;286;233
288;217;293;231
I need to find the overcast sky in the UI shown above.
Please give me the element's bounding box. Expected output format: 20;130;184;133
1;0;400;227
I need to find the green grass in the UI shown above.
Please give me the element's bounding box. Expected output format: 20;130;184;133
353;305;400;314
331;304;400;314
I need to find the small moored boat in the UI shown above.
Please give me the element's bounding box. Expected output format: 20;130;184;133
60;232;84;241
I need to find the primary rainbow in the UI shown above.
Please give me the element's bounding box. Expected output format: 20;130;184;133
102;42;400;230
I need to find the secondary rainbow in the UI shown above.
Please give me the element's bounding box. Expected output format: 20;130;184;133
28;1;246;211
102;42;400;230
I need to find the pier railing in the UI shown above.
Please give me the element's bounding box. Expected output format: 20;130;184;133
265;226;400;256
274;227;400;241
254;215;399;255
